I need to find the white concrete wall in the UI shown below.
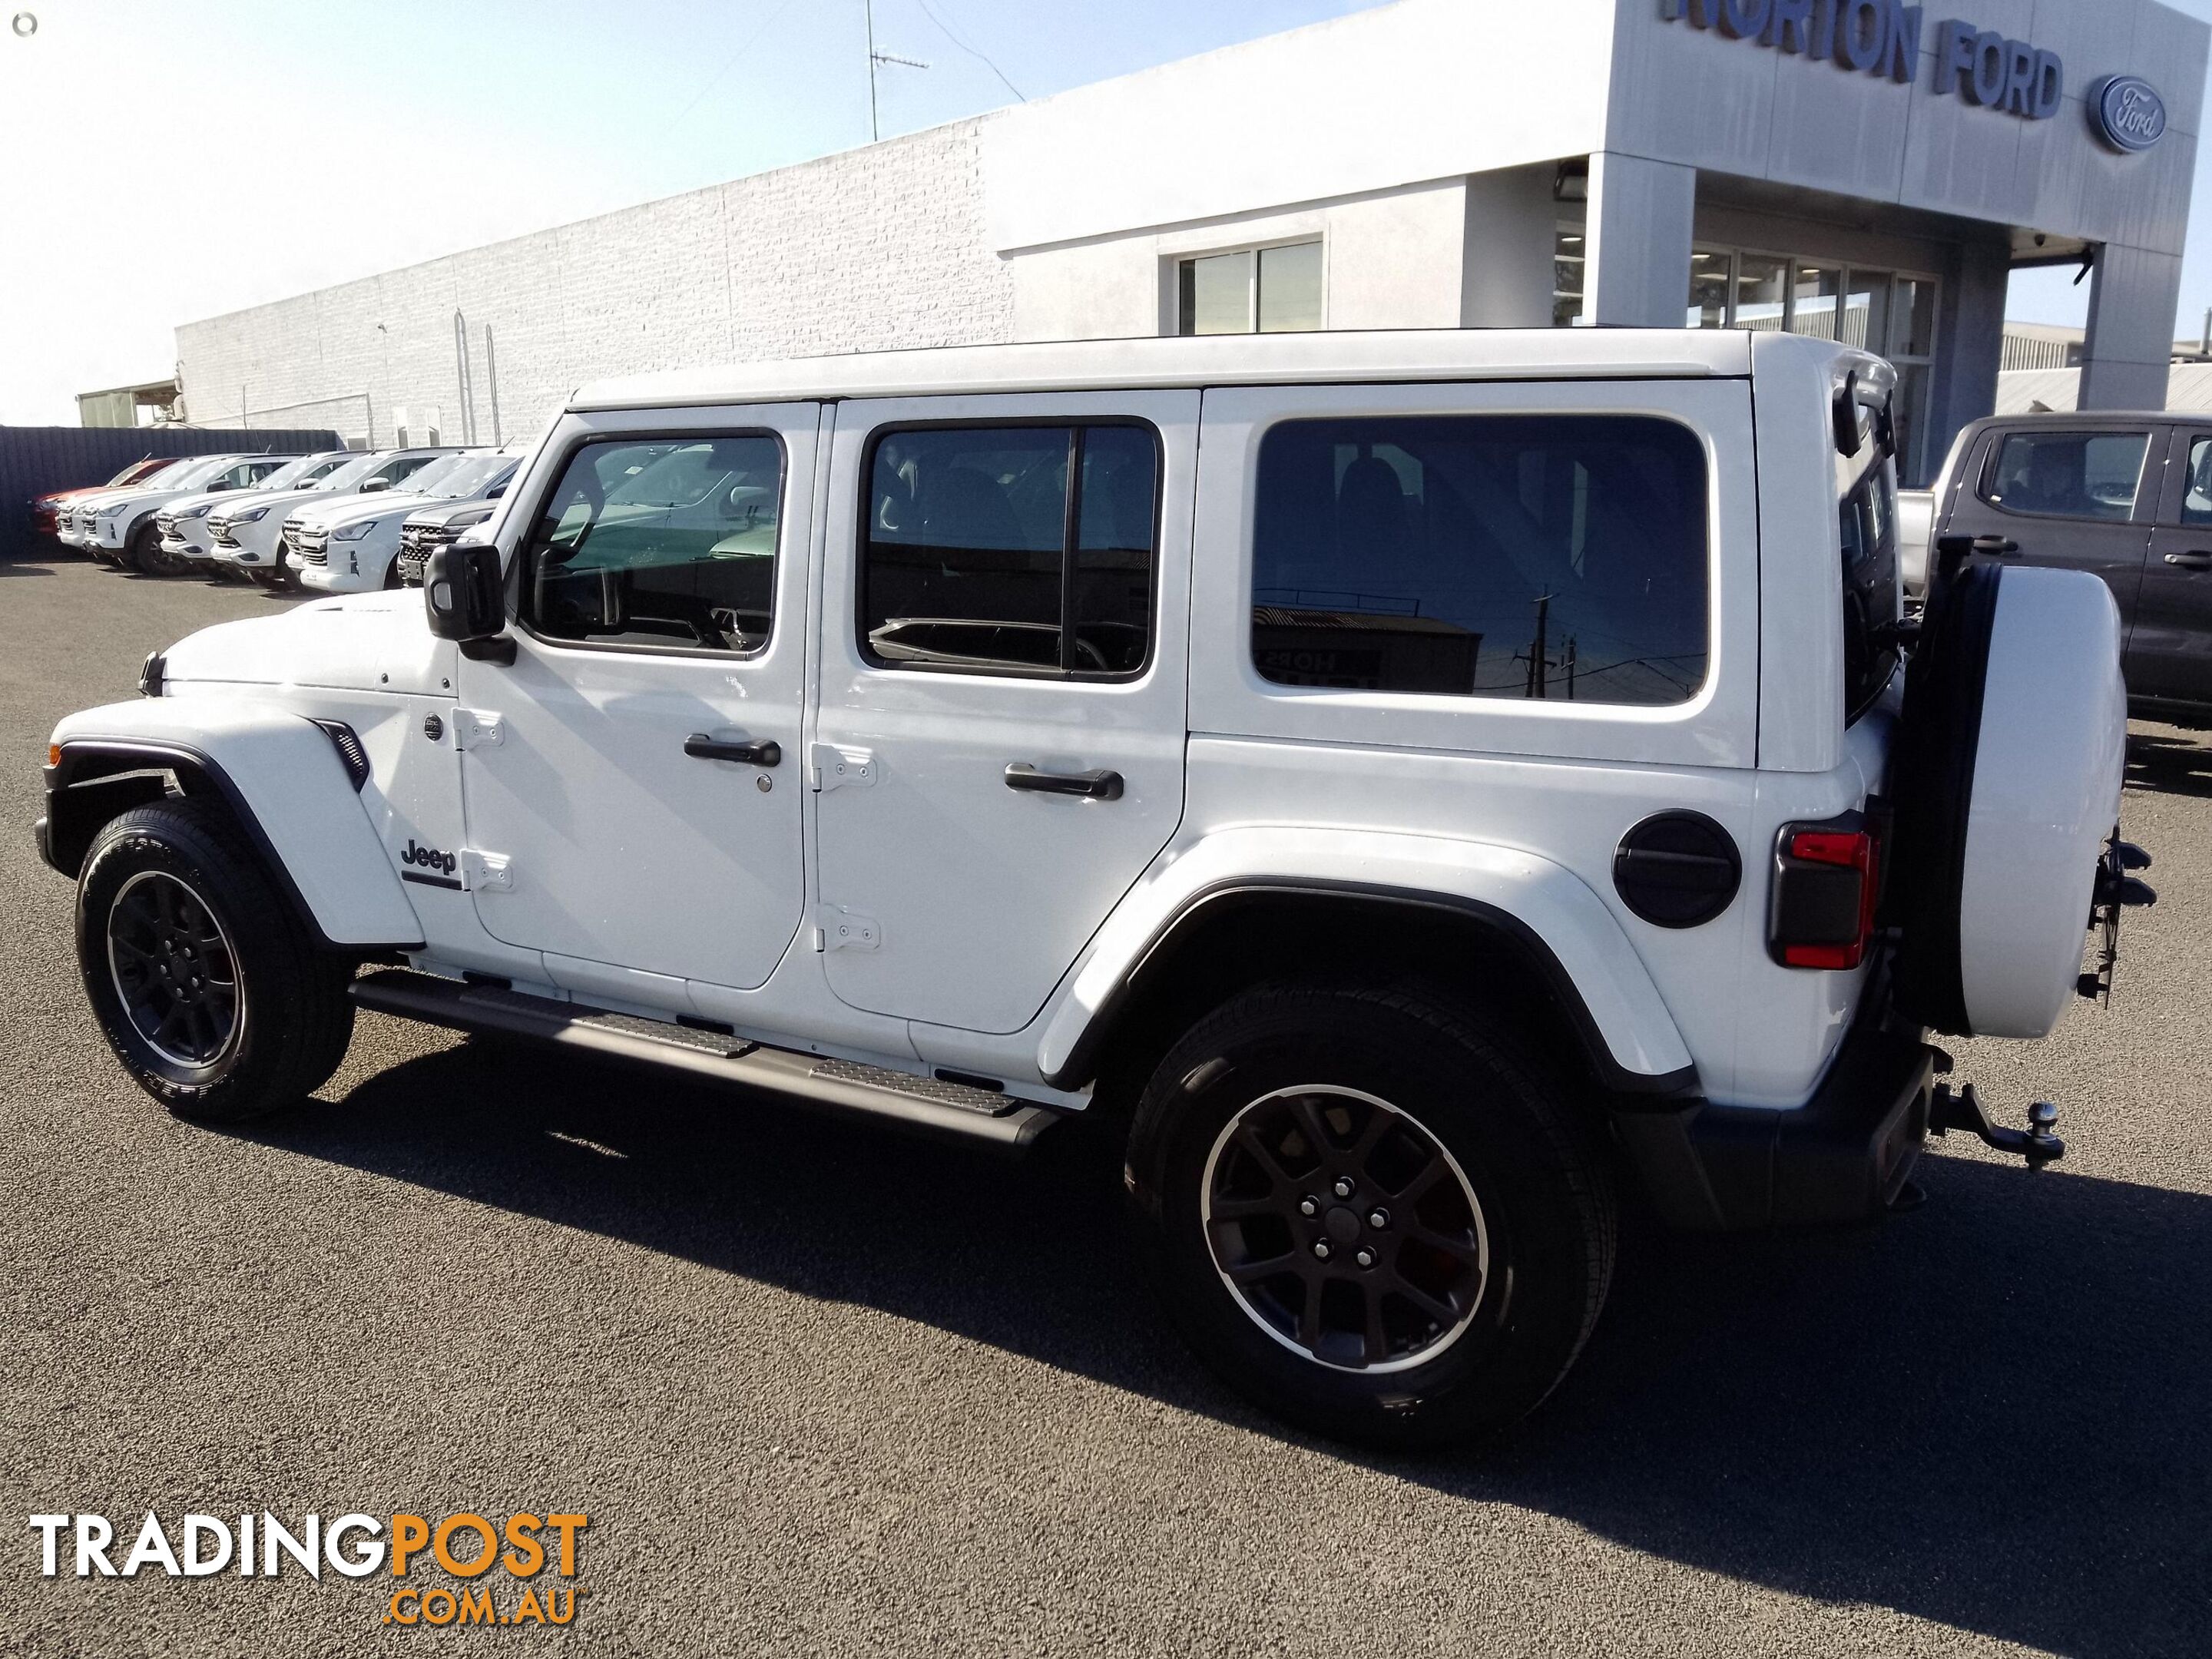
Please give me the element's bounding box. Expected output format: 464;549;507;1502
175;122;1012;445
1006;177;1471;343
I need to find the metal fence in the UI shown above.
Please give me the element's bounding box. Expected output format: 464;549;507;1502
1;426;340;562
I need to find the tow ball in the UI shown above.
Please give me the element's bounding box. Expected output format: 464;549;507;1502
1929;1083;2064;1170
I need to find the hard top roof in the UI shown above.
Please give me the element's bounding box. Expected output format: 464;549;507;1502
569;329;1763;412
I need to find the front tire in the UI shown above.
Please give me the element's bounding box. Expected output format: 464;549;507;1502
1125;980;1614;1450
129;522;184;577
77;799;356;1122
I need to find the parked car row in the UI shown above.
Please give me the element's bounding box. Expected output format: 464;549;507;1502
34;442;526;591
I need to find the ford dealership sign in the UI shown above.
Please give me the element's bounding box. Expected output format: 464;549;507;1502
2090;75;2167;153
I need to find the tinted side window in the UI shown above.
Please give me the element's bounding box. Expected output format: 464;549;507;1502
1983;430;2149;521
1250;415;1708;704
1839;464;1900;723
2181;438;2212;527
520;435;782;654
861;425;1158;676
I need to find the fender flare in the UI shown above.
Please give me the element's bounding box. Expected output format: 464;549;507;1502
43;700;424;949
1035;826;1697;1094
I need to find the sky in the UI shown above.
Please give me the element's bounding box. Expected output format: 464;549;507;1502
1;0;2209;424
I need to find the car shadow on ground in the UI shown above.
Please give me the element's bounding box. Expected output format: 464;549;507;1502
2127;727;2212;800
243;1037;2210;1657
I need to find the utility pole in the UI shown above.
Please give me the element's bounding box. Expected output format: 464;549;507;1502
1524;593;1551;700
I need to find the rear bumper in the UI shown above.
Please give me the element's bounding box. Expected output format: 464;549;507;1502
1614;992;1932;1231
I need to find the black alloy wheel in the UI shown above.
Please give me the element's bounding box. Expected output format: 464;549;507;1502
1125;979;1614;1449
129;521;183;577
76;798;356;1121
1202;1084;1488;1373
105;869;240;1068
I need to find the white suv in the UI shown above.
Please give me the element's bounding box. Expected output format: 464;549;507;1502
37;333;2150;1448
293;448;526;594
205;448;457;588
153;452;355;578
70;454;293;571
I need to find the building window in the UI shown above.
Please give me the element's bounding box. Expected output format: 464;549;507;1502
1553;228;1586;327
1686;247;1941;483
1177;241;1323;335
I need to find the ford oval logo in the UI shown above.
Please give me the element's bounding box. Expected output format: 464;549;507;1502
2091;75;2167;153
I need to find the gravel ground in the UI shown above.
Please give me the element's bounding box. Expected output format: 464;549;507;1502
1;553;2206;1657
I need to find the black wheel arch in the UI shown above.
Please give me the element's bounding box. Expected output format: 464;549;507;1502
1046;880;1698;1106
41;739;382;955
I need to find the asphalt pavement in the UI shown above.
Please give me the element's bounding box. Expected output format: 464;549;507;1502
1;553;2207;1657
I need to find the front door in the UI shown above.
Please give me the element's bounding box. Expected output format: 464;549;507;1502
458;405;817;994
1949;423;2157;620
2136;427;2212;710
811;392;1197;1034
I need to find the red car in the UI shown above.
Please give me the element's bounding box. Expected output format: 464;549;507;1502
29;457;177;538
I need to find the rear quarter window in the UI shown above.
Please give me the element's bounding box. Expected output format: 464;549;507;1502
1249;414;1709;704
1839;462;1900;723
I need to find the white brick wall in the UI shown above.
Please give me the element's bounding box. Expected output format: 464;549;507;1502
174;120;1015;445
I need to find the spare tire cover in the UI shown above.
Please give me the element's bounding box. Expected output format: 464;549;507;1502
1889;563;2124;1038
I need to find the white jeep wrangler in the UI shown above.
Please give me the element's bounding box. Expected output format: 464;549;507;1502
38;331;2151;1449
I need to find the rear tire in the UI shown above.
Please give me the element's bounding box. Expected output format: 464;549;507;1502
77;798;356;1123
1124;979;1614;1450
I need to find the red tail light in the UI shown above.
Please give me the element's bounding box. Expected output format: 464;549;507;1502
1769;818;1881;970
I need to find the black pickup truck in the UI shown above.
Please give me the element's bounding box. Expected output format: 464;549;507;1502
1905;410;2212;726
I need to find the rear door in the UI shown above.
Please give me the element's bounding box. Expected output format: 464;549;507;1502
2136;426;2212;709
1946;423;2157;621
811;391;1197;1035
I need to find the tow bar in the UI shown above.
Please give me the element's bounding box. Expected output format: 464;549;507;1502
1929;1083;2065;1169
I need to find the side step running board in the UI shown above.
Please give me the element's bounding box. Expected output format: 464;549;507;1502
349;969;1065;1150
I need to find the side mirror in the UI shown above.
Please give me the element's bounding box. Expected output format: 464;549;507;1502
359;477;391;493
424;543;513;662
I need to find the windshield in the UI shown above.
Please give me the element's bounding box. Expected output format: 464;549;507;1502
166;455;246;488
106;458;174;486
303;452;396;493
381;454;475;496
139;458;211;488
252;452;349;492
417;455;515;500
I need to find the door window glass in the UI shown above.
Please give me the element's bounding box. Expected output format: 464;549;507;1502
1736;254;1788;332
861;424;1159;677
521;435;783;652
1250;415;1709;705
1790;262;1842;339
1984;431;2150;520
1687;249;1730;328
1843;269;1892;351
2180;439;2212;527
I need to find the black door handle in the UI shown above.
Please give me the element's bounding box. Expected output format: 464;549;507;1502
684;733;781;767
2164;551;2212;571
1004;763;1123;800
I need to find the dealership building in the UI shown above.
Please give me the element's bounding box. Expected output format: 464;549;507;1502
173;0;2206;484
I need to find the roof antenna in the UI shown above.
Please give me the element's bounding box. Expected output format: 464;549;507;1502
865;0;927;142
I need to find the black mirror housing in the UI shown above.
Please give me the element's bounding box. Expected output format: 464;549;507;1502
424;543;506;643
